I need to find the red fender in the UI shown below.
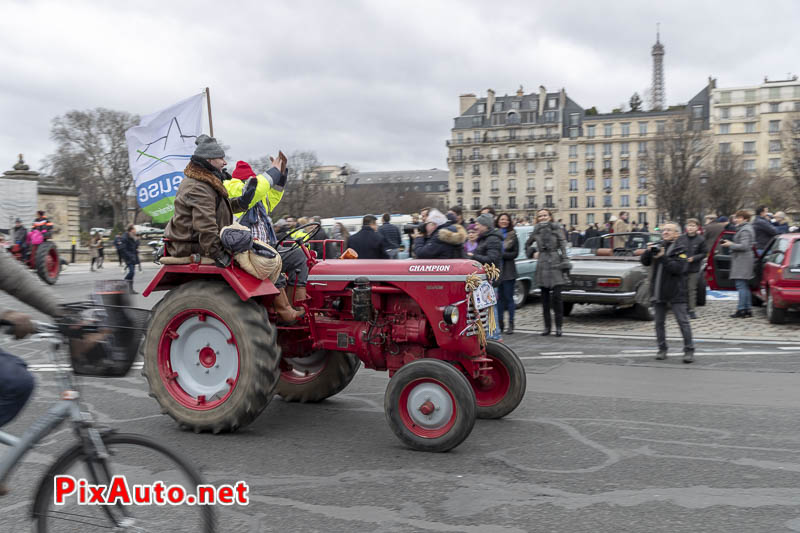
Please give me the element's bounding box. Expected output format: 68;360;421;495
143;263;279;301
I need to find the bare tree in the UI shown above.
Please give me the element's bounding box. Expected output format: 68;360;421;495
644;115;712;225
246;150;321;219
702;153;751;217
747;172;795;212
45;108;139;228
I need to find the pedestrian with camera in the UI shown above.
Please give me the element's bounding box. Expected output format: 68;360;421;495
641;222;694;363
526;209;570;337
720;210;756;318
412;209;466;259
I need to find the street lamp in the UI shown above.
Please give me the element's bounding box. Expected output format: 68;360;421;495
699;170;709;220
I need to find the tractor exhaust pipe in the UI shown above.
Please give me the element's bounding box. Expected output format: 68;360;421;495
351;277;373;322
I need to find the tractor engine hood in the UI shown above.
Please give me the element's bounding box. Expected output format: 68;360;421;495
308;259;487;282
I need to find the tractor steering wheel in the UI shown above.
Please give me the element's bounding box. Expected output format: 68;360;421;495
275;222;322;252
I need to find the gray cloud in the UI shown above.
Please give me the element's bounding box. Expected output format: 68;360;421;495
1;0;799;173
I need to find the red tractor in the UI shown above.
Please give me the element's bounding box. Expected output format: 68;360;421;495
4;233;60;285
140;223;525;452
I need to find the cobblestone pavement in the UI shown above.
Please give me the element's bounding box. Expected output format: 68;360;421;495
513;298;800;342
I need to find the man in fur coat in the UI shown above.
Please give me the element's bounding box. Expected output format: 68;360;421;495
413;209;467;259
164;135;257;267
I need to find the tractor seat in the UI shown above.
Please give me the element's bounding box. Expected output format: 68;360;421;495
159;256;216;265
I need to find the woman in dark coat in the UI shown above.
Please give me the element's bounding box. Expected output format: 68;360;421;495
496;213;519;334
720;209;756;318
526;209;570;336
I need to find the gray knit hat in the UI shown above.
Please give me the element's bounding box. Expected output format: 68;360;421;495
193;134;225;159
476;213;495;229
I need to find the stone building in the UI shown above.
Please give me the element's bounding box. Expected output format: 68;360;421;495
709;76;800;177
447;85;583;217
0;155;80;248
346;169;449;210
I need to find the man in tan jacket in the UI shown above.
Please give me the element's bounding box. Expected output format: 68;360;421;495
612;211;631;249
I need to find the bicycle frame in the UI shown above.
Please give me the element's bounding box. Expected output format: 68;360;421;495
0;330;107;488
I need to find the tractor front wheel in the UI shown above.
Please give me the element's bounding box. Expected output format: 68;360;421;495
36;241;59;284
384;359;476;452
141;280;280;433
276;350;360;402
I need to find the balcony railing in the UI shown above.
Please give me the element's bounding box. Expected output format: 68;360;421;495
504;153;519;159
469;154;484;160
450;155;464;162
507;187;517;193
525;203;538;209
524;152;536;159
543;202;555;208
507;203;518;209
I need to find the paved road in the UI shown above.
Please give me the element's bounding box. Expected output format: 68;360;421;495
3;265;800;532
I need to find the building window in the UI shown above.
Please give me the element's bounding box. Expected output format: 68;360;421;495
569;178;578;191
509;129;517;140
586;144;595;157
476;103;485;113
472;164;481;176
639;122;648;136
603;143;612;156
637;212;647;224
769;158;781;170
621;123;630;137
769;87;780;99
457;133;463;143
545;160;553;172
569;162;577;174
491;162;498;175
472;116;482;126
472;181;480;193
743;141;756;154
544;178;554;191
620;177;630;189
770;102;780;113
603;159;612;170
720;91;731;103
620;142;629;155
544;111;557;122
508;162;517;174
569;127;578;139
508;197;517;208
493;102;503;112
638;176;647;189
746;106;755;118
638;141;647;154
587;125;595;138
744;89;756;102
603;177;612;189
637;194;648;207
548;97;558;108
455;164;463;176
570;113;580;126
456;196;463;206
527;161;536;174
569;145;577;158
587;213;595;224
570;214;578;226
544;144;554;155
655;140;665;153
604;124;613;137
456;182;463;193
769;140;782;152
620;159;629;169
795;101;800;112
656;121;666;133
639;159;647;171
511;101;521;110
744;159;756;172
472;147;480;157
745;122;756;133
586;196;595;208
472;197;481;208
603;195;613;207
620;195;630;207
692;105;703;118
474;130;482;141
586;178;596;191
569;196;578;208
720;107;730;119
769;120;781;133
508;178;516;191
720;124;730;134
526;178;535;191
526;195;536;207
491;179;499;192
586;160;595;170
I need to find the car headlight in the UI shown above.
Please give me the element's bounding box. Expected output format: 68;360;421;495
443;305;459;325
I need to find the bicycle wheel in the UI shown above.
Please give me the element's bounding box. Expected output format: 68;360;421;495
33;432;216;532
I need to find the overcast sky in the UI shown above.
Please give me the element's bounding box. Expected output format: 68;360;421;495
2;0;800;174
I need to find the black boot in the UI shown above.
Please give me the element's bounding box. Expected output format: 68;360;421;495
743;309;753;317
683;349;695;364
507;319;514;335
541;288;552;335
127;280;139;295
554;300;564;337
499;319;505;335
541;311;551;336
730;310;745;318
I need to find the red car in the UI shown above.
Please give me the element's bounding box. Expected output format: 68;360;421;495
706;232;800;323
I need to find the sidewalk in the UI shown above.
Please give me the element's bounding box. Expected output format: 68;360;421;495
513;298;800;343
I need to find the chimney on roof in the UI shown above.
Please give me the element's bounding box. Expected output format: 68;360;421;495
486;89;495;119
708;76;716;90
459;93;477;115
538;85;546;115
516;85;524;97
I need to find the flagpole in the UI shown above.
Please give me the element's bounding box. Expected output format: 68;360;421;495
205;87;214;137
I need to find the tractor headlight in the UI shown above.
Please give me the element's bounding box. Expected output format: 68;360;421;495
443;305;459;325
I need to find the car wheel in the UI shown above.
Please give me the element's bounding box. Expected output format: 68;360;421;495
513;280;528;308
767;290;787;324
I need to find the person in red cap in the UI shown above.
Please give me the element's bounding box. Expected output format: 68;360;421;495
224;158;308;323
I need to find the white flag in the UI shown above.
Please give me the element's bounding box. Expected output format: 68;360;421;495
125;93;204;223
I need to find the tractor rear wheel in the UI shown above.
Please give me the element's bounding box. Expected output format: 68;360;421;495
385;359;476;452
470;340;526;419
276;350;360;402
36;241;59;284
141;280;280;433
